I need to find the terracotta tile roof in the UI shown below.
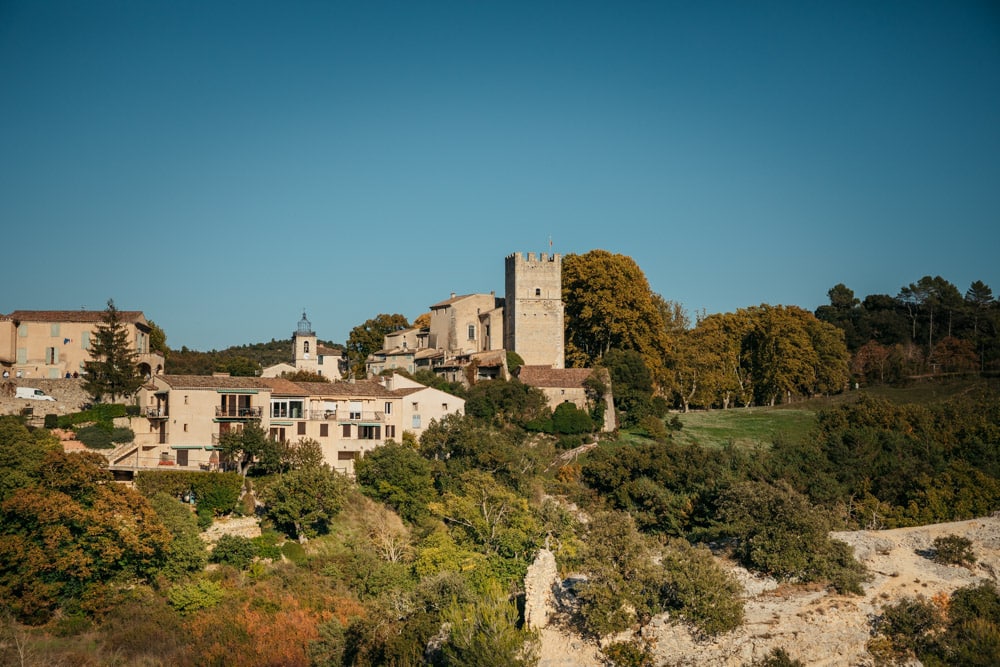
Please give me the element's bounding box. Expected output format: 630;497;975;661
4;309;148;324
158;375;273;390
260;377;309;395
293;380;395;398
471;350;507;367
516;365;595;389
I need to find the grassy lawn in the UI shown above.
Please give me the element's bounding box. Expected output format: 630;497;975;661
658;378;996;451
670;408;816;450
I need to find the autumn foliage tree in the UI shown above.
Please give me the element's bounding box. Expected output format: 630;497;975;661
0;450;172;624
562;250;672;383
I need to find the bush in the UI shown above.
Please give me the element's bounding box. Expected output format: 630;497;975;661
931;534;976;566
75;424;113;448
602;639;655;667
125;405;140;417
660;538;744;636
43;414;59;429
210;535;257;569
282;541;307;566
167;578;225;614
110;426;135;444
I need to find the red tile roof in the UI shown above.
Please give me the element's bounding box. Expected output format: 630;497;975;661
516;365;595;389
4;309;148;324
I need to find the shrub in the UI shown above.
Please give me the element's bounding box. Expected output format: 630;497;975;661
868;596;942;663
43;414;59;429
110;426;134;444
931;534;976;566
75;424;112;448
210;535;257;570
167;578;225;614
660;538;744;636
602;639;655;667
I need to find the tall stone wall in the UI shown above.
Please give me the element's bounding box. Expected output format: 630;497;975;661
0;378;94;416
503;252;565;368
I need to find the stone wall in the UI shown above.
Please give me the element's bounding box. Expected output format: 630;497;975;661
0;377;95;416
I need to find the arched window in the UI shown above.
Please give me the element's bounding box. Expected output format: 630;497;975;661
304;341;310;354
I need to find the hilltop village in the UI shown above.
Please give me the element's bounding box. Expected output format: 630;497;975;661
0;251;613;477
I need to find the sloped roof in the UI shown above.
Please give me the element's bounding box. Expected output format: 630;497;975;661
158;375;273;390
4;309;149;324
516;365;595;389
471;350;507;368
294;380;396;398
261;377;309;395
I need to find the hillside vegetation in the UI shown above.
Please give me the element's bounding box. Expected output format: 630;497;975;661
2;376;999;666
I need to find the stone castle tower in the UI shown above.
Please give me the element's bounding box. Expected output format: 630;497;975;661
504;252;565;368
292;312;318;373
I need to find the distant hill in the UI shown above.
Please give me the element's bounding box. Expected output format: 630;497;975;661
164;339;343;376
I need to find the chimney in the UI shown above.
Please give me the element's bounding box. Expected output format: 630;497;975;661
451;292;456;299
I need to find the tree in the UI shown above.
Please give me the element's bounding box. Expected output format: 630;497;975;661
82;299;142;402
355;441;436;524
347;313;410;378
149;492;208;579
147;319;168;355
217;420;280;477
263;464;349;542
0;450;172;624
660;538;744;636
562;250;672;383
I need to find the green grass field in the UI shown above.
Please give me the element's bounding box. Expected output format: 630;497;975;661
671;408;816;450
660;378;996;450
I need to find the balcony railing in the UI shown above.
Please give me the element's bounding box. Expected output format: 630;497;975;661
215;406;263;418
307;410;384;422
145;407;167;418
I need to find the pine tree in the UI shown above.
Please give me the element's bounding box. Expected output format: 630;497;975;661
83;299;141;402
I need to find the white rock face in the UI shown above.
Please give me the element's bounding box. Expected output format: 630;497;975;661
524;548;559;630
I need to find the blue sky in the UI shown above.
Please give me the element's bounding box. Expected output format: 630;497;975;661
2;1;998;351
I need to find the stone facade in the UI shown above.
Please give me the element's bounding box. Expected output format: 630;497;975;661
503;252;565;368
0;310;164;380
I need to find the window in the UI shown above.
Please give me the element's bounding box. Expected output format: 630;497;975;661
304;341;310;354
45;347;58;364
271;400;304;419
386;425;396;439
412;415;421;428
297;421;306;436
81;332;89;350
17;324;27;338
176;450;188;467
270;427;286;442
320;424;329;437
535;288;541;296
359;425;381;440
384;402;392;415
342;424;352;438
50;323;60;337
184;395;189;405
183;424;188;432
442;403;448;410
337;451;357;461
468;324;475;340
349;401;362;420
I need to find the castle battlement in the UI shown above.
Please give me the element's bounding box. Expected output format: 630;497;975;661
505;251;561;265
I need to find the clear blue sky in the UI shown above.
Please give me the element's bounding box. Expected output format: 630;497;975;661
2;1;998;351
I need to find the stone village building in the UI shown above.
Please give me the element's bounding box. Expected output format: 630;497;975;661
0;309;164;380
120;372;463;477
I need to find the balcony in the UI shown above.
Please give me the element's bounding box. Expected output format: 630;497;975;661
309;410;384;423
145;407;168;419
215;406;262;419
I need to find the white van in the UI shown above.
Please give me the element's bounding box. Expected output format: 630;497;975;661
15;387;56;401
